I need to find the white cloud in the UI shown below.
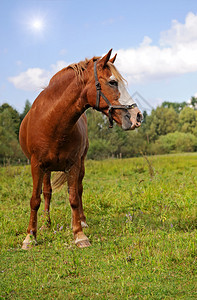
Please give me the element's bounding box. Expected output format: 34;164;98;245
9;68;50;91
9;61;69;91
160;12;197;46
115;12;197;84
9;12;197;91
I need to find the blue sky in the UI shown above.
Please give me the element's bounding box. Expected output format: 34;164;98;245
1;0;197;113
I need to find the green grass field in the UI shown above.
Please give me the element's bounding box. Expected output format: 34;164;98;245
0;153;197;299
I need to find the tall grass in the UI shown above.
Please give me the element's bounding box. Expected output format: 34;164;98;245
0;153;196;299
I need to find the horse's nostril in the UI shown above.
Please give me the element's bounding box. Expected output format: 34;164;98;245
137;113;142;123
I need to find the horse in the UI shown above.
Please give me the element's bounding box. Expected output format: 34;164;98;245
19;49;142;249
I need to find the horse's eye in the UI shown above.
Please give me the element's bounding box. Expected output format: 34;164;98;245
108;80;118;88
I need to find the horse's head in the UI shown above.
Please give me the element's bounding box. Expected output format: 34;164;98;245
85;49;143;130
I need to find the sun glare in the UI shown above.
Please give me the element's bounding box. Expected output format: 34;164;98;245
32;19;43;31
19;9;49;40
30;17;45;33
23;11;47;36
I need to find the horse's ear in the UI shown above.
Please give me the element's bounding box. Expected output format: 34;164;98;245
99;49;112;67
109;53;117;64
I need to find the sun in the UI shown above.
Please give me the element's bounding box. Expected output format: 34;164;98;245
20;10;48;39
25;12;46;35
30;18;44;33
32;19;43;31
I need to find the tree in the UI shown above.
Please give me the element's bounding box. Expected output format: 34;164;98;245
162;101;187;113
0;99;196;164
0;103;20;138
179;107;197;136
0;108;25;164
86;108;148;158
144;106;178;142
142;110;148;123
190;96;197;110
20;100;31;121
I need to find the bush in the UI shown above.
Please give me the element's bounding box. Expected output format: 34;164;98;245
151;132;197;154
87;139;111;160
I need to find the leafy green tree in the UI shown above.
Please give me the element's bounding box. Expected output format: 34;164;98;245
0;99;196;164
86;109;108;140
190;96;197;110
87;138;111;159
179;107;197;136
142;110;148;123
86;108;147;158
162;101;187;113
144;106;178;142
86;109;126;158
86;109;111;159
0;108;25;164
0;103;20;138
20;100;31;121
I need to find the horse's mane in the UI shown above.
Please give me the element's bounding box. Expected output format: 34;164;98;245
107;62;127;84
49;56;126;86
68;56;100;83
69;58;127;85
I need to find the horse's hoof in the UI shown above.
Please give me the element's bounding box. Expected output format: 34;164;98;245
81;221;89;228
74;232;91;248
21;234;37;250
22;242;32;250
76;240;91;248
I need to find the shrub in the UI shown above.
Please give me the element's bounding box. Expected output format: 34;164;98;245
151;132;197;154
87;139;111;159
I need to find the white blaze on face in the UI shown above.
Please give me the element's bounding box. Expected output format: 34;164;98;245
110;75;135;105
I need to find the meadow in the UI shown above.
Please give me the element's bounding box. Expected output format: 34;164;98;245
0;153;196;299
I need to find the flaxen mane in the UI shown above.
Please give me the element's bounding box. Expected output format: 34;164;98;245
68;56;99;83
69;58;127;85
49;56;127;86
108;62;127;85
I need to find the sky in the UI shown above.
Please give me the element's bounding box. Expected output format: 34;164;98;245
1;0;197;113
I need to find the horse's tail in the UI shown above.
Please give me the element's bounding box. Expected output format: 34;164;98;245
52;172;67;191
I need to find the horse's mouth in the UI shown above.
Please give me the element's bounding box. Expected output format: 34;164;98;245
122;112;142;130
122;113;132;130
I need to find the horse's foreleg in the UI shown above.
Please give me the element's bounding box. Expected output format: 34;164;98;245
78;158;88;228
68;163;91;248
42;171;52;228
22;159;44;250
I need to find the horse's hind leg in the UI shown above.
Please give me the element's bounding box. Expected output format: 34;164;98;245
22;157;44;249
78;158;88;228
42;171;52;228
68;161;91;248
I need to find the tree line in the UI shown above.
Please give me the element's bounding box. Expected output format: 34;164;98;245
0;98;197;164
86;99;197;159
0;100;31;165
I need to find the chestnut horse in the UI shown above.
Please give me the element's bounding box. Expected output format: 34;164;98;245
19;49;142;249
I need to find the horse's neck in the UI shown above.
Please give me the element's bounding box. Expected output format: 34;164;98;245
46;74;86;132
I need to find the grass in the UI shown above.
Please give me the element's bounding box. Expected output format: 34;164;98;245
0;153;197;299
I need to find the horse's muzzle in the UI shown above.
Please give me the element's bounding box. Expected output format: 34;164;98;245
130;112;143;130
122;112;132;130
122;111;143;130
